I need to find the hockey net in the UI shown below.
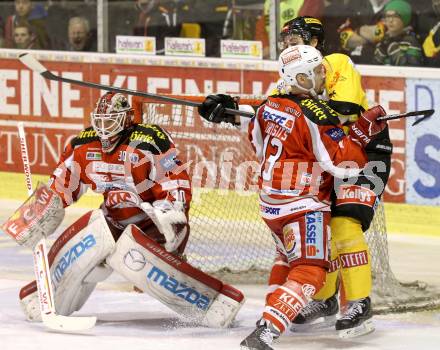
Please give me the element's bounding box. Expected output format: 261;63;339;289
132;95;440;313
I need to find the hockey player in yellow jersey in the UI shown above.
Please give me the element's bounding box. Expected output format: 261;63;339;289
269;16;392;338
198;16;393;338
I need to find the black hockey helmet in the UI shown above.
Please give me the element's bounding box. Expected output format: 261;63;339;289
279;16;325;52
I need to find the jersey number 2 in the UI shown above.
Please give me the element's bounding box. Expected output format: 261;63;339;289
262;135;283;181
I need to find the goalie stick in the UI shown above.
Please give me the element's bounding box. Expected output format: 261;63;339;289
17;122;96;332
18;53;435;124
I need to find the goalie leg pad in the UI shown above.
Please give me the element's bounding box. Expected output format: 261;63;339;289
19;209;115;321
106;224;244;328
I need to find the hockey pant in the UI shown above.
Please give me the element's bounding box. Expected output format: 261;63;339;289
263;211;330;332
268;216;371;303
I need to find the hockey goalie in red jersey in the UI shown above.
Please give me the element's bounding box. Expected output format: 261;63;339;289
10;92;243;328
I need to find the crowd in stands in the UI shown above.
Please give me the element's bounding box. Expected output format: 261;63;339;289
1;0;440;67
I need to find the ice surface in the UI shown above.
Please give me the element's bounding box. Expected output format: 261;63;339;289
1;203;440;350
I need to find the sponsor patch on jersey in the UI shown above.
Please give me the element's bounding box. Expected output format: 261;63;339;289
305;211;324;259
159;150;178;172
160;179;191;191
92;161;125;175
259;204;281;216
78;129;97;139
335;184;376;207
325;127;345;142
340;250;368;268
86;152;102;160
283;223;301;262
262;105;296;132
301;99;339;120
105;190;140;209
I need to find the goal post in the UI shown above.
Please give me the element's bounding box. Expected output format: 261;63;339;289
132;94;440;313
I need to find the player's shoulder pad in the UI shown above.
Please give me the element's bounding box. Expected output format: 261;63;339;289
289;96;340;126
71;126;100;147
127;123;171;154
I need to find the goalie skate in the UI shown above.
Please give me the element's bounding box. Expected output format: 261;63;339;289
290;294;338;332
336;297;374;338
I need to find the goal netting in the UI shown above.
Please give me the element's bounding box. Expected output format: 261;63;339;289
132;95;440;313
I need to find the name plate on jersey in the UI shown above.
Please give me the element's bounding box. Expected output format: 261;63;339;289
220;40;262;60
116;35;156;55
165;37;205;57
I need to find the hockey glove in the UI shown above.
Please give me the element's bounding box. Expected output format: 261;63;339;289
198;94;239;124
349;105;387;147
141;200;187;253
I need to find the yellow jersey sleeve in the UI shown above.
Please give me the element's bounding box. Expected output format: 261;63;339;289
324;53;369;121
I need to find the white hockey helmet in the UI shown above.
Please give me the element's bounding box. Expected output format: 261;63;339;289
91;92;134;152
278;44;324;96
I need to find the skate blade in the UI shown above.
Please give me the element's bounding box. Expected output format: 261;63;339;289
290;315;336;333
338;319;374;338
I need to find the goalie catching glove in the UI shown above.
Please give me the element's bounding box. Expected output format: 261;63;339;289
198;94;239;125
349;105;387;148
141;200;188;253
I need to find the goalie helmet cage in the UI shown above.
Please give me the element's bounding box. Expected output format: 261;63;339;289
132;95;440;314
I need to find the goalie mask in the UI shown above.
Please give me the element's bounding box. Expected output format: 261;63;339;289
278;45;324;97
91;92;134;153
279;16;325;52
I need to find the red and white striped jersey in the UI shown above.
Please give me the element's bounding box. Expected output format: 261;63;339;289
48;123;191;231
245;94;367;213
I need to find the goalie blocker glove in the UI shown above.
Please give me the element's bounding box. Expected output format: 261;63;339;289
349;105;387;148
198;94;239;125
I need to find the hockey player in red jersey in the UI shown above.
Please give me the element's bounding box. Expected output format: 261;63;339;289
199;16;393;339
199;45;388;349
48;91;192;250
13;92;244;328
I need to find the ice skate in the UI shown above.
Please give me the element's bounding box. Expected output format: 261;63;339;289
290;294;339;332
240;319;280;350
336;296;374;338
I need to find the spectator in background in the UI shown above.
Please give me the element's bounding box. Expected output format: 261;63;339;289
12;20;37;49
66;16;96;51
223;1;261;42
336;0;389;63
133;0;191;55
197;0;230;57
255;0;324;58
4;0;50;49
374;0;422;66
415;0;440;66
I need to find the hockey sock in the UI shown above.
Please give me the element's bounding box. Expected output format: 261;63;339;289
263;265;326;332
